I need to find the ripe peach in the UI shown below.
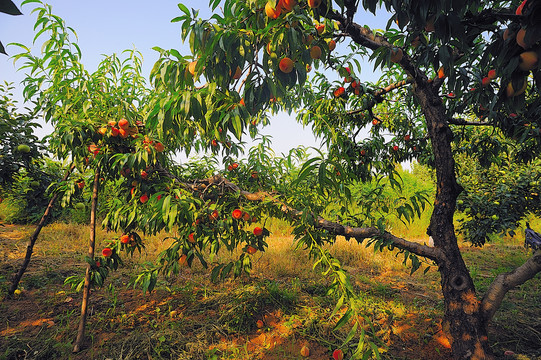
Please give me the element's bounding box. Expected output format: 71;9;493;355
188;60;198;76
333;87;345;97
279;57;294;73
300;345;310;357
121;234;130;244
98;127;107;135
328;39;336;51
232;66;242;79
188;233;196;243
154;142;165;152
315;24;324;35
179;254;187;266
110;127;119;137
256;320;264;328
487;69;496;80
280;0;296;12
140;193;149;203
253;227;263;236
506;78;528;97
332;349;344;360
437;67;445;79
516;28;528;49
246;245;258;254
118;118;129;130
232;209;243;219
88;144;100;155
310;45;322;59
518;51;538;71
481;77;490;86
308;0;321;8
516;0;527;15
102;248;112;257
265;1;281;19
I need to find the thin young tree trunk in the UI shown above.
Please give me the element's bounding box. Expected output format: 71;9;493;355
73;168;100;353
8;163;75;295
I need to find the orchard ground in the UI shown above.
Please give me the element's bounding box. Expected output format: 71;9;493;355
0;221;540;360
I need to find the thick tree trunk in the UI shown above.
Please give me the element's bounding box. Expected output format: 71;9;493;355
73;168;100;353
8;164;75;295
415;81;493;359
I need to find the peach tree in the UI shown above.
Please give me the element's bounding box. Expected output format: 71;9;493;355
144;0;541;358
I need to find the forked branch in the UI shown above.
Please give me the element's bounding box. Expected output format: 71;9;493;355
480;249;541;326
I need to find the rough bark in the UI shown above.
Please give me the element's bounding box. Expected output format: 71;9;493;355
8;164;75;295
414;75;493;360
73;168;100;353
328;8;494;358
481;249;541;327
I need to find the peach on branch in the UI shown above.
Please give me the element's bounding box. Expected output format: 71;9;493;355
506;77;528;97
188;60;198;76
232;66;242;79
308;0;321;8
279;57;294;73
280;0;296;12
118;118;129;130
519;51;538;71
232;209;243;219
246;245;258;254
310;45;322;59
265;1;281;19
154;142;165;152
140;193;149;203
328;39;336;51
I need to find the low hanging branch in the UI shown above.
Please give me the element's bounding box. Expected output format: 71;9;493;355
481;249;541;325
157;164;541;300
8;163;76;295
155;165;444;262
73;167;100;353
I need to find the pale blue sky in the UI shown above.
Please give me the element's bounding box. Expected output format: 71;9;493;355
0;0;387;157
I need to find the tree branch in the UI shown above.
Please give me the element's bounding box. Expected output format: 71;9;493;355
448;117;491;126
156;164;445;262
480;249;541;325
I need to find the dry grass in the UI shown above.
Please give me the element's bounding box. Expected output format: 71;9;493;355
1;220;540;360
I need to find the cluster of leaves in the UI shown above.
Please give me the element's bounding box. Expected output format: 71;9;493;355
455;131;541;246
0;83;44;188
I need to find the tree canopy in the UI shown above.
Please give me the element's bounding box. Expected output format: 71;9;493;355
6;0;541;358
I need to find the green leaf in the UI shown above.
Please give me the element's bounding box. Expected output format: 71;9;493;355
333;308;353;331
